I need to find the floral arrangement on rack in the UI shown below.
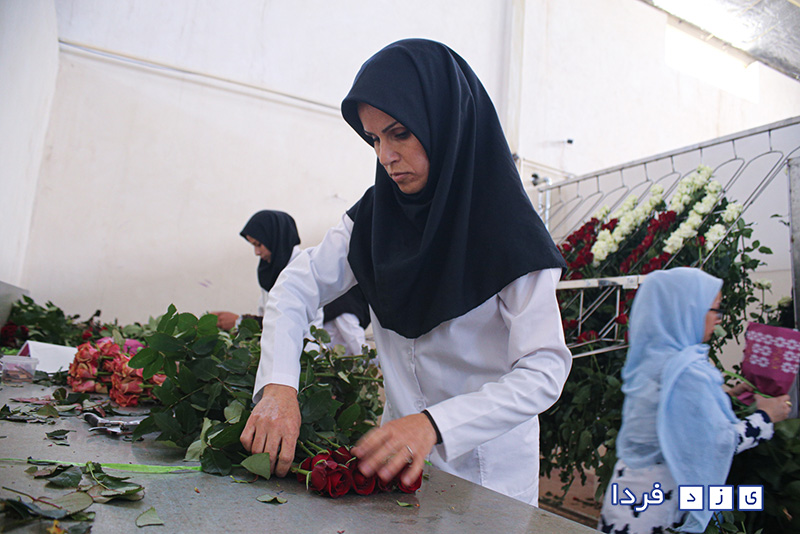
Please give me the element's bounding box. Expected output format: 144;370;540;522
540;165;772;525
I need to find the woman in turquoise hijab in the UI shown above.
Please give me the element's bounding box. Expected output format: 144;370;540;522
599;267;790;533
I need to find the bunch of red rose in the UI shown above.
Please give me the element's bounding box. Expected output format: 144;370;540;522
295;446;422;498
67;338;164;407
0;321;29;349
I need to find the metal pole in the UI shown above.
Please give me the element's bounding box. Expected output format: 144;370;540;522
788;157;800;418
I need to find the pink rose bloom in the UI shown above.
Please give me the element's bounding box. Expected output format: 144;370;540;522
98;337;144;356
69;360;98;380
110;388;139;407
96;340;121;359
74;343;100;365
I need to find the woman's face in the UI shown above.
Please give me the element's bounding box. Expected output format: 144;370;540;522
245;235;272;262
357;103;430;194
704;291;723;342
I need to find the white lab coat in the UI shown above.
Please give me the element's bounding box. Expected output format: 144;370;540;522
254;215;572;505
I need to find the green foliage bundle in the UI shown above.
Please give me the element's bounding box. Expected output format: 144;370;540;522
128;305;382;476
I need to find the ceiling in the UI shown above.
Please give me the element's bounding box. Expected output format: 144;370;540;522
640;0;800;81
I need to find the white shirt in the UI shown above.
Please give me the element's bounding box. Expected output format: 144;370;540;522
254;215;572;505
323;313;367;357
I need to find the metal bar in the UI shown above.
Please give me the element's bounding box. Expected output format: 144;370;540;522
788;157;800;419
540;116;800;193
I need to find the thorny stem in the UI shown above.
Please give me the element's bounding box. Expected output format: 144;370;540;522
1;486;63;509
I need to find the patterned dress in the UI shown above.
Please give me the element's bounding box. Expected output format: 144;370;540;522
598;411;773;534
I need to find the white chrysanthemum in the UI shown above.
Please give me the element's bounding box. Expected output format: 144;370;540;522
663;233;685;255
722;203;743;224
593;205;611;222
704;224;726;251
686;211;703;230
591;229;618;266
694;193;718;216
754;279;773;291
705;180;722;196
612;195;638;220
650;184;665;196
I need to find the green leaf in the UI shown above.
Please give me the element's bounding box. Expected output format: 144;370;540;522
176;366;199;392
197;314;219;336
396;500;414;507
36;404;59;418
257;493;286;504
175;312;199;332
189;359;220;381
336;403;362;430
192;335;219;356
128;347;157;370
50;491;94;515
146;332;186;353
200;448;232;475
142;352;165;379
46;429;73;441
135;506;165;527
208;419;247;449
46;465;83;488
224;400;245;424
157;304;178;332
241;453;271;479
758;246;773;254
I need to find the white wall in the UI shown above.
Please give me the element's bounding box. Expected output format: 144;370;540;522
519;0;800;176
0;0;59;286
7;0;800;325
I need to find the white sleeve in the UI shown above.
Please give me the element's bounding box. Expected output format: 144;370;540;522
253;215;357;402
425;268;572;460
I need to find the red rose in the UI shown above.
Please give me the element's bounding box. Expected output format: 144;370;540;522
377;475;396;493
330;446;353;465
348;460;377;495
560;242;573;253
397;470;423;493
615;313;628;325
81;330;93;341
577;330;598;343
326;465;353;498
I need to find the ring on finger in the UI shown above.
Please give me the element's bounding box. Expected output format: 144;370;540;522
405;444;414;464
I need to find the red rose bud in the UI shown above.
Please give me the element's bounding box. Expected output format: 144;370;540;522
326;465;353;498
330;446;353;465
348;460;377;495
397;471;423;493
308;464;329;492
377;474;396;493
615;314;628;325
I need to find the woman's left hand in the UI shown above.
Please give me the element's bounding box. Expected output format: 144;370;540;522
351;413;437;486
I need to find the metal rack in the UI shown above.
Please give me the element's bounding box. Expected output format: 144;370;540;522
537;117;800;358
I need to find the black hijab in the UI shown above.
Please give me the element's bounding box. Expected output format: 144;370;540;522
323;285;371;329
240;210;301;292
342;39;565;338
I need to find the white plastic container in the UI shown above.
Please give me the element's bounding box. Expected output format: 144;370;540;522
1;355;39;383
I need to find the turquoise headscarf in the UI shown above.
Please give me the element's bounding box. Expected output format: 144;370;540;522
616;267;739;533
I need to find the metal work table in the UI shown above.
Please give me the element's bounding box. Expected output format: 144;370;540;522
0;384;596;533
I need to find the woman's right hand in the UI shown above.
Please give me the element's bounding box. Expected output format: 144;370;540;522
755;394;792;423
213;311;239;330
240;384;301;477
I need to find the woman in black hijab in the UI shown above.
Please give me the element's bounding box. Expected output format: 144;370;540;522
214;210;301;329
242;39;571;505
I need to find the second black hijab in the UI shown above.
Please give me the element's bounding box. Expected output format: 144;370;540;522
240;210;301;292
342;39;565;339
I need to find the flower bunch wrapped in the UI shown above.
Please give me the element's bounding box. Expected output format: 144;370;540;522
294;444;422;498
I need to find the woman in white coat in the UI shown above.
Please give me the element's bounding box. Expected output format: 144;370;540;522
240;39;571;505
